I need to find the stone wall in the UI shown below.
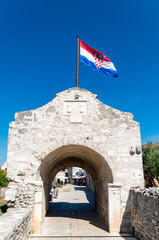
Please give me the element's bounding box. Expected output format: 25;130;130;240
5;182;35;209
86;174;95;194
0;208;32;240
6;87;144;233
130;187;159;240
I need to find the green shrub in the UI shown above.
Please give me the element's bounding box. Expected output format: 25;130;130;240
142;142;159;186
0;169;8;188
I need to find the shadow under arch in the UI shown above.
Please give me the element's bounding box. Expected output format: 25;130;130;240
37;144;114;230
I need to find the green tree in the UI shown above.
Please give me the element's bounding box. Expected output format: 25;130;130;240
0;169;8;188
142;142;159;187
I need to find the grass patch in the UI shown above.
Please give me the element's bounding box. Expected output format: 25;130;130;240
0;196;7;216
56;183;63;188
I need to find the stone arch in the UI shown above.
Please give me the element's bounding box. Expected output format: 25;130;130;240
6;87;144;234
34;144;113;232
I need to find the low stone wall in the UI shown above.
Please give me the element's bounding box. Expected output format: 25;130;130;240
5;182;35;208
130;187;159;240
0;208;32;240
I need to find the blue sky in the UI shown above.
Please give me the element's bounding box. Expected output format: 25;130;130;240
0;0;159;165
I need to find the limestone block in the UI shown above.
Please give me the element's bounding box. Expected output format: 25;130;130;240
107;183;121;233
119;146;129;153
93;136;100;142
108;150;117;156
70;115;82;123
34;190;43;203
5;188;17;202
64;100;87;115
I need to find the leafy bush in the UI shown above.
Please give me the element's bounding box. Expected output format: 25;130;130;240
142;142;159;187
0;169;8;188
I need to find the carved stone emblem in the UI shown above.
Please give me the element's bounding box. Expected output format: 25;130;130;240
64;101;87;115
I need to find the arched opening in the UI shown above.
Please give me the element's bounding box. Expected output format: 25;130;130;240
35;145;114;233
50;166;95;211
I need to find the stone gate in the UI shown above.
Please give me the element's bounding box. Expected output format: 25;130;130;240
5;88;144;234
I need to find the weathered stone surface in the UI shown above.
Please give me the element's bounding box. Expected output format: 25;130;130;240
130;187;159;240
5;183;35;210
0;187;7;197
0;208;32;240
6;88;144;234
108;184;121;233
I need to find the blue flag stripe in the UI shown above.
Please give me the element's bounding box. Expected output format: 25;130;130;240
80;55;118;77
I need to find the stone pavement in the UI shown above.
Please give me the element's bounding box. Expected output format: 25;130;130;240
30;184;136;240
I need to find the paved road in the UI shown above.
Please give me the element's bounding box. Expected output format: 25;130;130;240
30;184;136;240
49;184;95;211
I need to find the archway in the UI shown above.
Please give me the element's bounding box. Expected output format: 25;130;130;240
6;87;144;235
33;144;114;232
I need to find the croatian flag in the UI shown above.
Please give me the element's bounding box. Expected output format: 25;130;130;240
80;40;118;77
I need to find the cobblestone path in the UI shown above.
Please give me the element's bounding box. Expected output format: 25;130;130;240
30;184;136;240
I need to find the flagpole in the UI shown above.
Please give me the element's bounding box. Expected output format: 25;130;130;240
76;36;80;88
